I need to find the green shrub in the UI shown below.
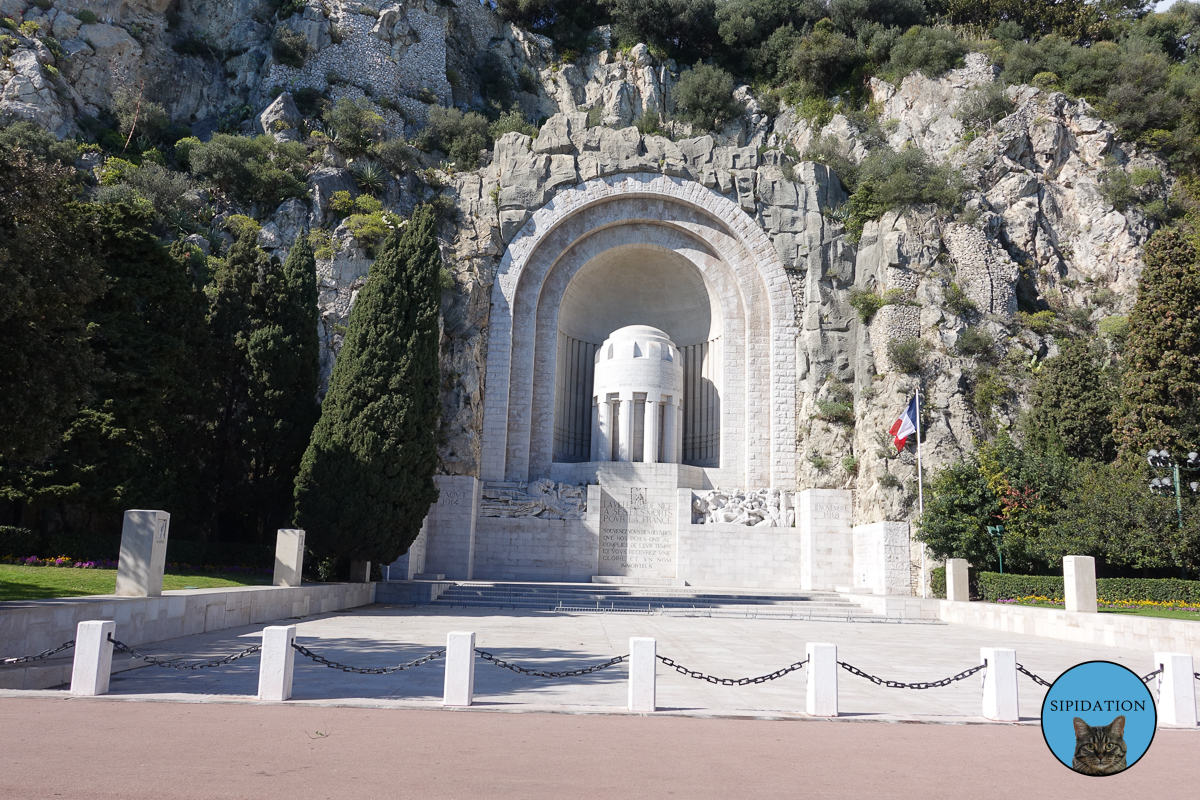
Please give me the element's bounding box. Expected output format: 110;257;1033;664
188;133;307;206
879;471;903;490
634;108;663;137
272;25;309;68
789;18;860;93
970;365;1013;428
223;214;261;237
931;565;946;597
76;9;99;24
329;190;355;218
848;287;916;323
351;159;387;194
417;106;491;169
1031;71;1060;90
173;136;202;169
803;133;858;192
345;210;401;256
1098;314;1129;347
1018;309;1059;335
325;97;384;156
944;281;977;316
674;62;742;131
955;327;994;358
887;26;968;80
816;400;855;425
0;120;78;165
0;33;16;56
372;138;417;174
846;145;962;240
842;455;859;475
887;337;928;374
956;81;1013;129
112;87;171;144
972;572;1200;605
586;105;603;128
488;109;537;140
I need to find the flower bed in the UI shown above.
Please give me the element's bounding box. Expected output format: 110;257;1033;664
1;554;270;575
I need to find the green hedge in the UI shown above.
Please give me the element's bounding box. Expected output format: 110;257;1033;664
931;565;946;598
0;526;272;568
931;568;1200;605
977;573;1064;602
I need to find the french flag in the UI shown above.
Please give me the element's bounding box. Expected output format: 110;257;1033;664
889;396;918;450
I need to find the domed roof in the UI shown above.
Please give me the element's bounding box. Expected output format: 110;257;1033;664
603;325;675;345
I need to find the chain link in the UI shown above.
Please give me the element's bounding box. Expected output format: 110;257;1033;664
475;649;627;678
839;661;986;689
1016;663;1054;688
1;640;75;665
291;642;446;674
656;654;809;686
1141;667;1163;684
108;635;261;670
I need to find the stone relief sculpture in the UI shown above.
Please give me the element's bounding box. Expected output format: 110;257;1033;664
691;488;794;527
480;479;587;520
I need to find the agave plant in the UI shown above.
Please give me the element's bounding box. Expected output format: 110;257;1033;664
351;159;387;195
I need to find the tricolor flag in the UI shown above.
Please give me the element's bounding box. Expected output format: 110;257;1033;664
889;396;918;451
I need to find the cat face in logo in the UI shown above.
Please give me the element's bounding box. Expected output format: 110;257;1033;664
1072;715;1127;776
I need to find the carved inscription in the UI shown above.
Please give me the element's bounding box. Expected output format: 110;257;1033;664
598;487;676;577
440;491;465;506
814;502;848;520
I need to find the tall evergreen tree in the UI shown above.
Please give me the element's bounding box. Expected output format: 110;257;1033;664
1022;337;1118;462
207;231;321;542
294;206;442;564
1113;229;1200;458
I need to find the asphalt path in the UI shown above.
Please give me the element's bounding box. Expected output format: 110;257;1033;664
1;697;1194;798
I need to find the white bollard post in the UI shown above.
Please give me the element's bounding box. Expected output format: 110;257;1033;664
1063;555;1097;613
806;642;838;717
70;620;115;696
272;529;306;587
946;558;970;602
257;625;297;702
628;637;657;712
443;631;476;706
1154;652;1198;727
981;647;1020;722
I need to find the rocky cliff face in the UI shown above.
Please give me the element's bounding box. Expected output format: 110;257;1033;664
0;2;1165;527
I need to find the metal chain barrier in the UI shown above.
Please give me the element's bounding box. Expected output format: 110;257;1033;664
1016;662;1053;688
839;660;985;689
108;635;261;670
291;642;445;674
656;654;809;686
1141;667;1163;684
1;640;75;665
475;649;627;678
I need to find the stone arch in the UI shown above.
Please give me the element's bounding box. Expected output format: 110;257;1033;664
482;173;798;488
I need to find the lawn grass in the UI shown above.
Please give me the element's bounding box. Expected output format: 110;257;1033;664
0;565;271;602
1002;599;1200;622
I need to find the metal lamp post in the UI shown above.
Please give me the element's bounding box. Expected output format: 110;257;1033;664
986;524;1005;574
1147;449;1200;529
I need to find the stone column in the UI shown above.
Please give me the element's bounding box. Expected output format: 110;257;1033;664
618;391;634;462
661;401;676;463
946;559;970;602
1063;555;1097;613
644;397;659;464
597;396;612;462
1155;652;1198;727
114;510;170;598
590;397;601;461
980;647;1019;722
273;529;305;587
70;620;115;697
258;625;297;702
628;637;657;712
806;642;838;717
675;397;684;464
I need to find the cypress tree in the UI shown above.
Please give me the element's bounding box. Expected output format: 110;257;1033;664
1113;229;1200;457
294;206;442;563
1022;338;1117;462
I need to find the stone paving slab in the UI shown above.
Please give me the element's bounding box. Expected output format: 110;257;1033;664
7;604;1195;725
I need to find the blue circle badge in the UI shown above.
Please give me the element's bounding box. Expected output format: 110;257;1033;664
1040;660;1157;776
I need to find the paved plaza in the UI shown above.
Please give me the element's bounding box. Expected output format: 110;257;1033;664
5;604;1182;722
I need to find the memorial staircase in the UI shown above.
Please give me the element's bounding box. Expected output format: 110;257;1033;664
376;581;939;623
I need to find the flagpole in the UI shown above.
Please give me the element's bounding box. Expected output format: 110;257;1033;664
916;382;926;598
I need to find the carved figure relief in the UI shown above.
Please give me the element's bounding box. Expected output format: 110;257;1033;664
691;488;793;527
480;479;587;520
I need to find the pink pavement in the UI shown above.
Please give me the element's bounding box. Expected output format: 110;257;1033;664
0;697;1194;798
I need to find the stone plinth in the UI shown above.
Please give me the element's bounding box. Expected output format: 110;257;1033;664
423;475;481;580
980;647;1018;722
1063;555;1097;613
945;559;970;602
273;529;306;587
628;637;657;712
806;642;838;716
114;510;170;597
69;620;115;697
851;521;910;595
258;625;296;701
798;490;852;590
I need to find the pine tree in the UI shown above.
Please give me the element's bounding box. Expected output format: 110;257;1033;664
1022;337;1117;462
1113;229;1200;458
294;206;442;563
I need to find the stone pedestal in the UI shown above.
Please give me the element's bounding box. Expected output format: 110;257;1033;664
851;521;910;595
1063;555;1097;613
349;560;371;583
273;529;305;587
798;490;852;590
806;642;838;717
258;625;297;702
981;647;1019;721
70;620;115;697
1154;652;1198;727
443;631;476;706
945;559;970;602
628;637;657;712
114;510;170;597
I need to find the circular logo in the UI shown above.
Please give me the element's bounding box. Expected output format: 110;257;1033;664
1040;660;1157;776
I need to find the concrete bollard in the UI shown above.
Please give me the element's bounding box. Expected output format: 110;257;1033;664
114;510;170;597
628;637;657;712
1063;556;1097;613
443;631;476;706
806;642;838;717
1154;652;1198;727
946;559;970;602
273;529;306;587
258;625;297;702
349;559;371;583
981;647;1019;722
69;620;116;696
